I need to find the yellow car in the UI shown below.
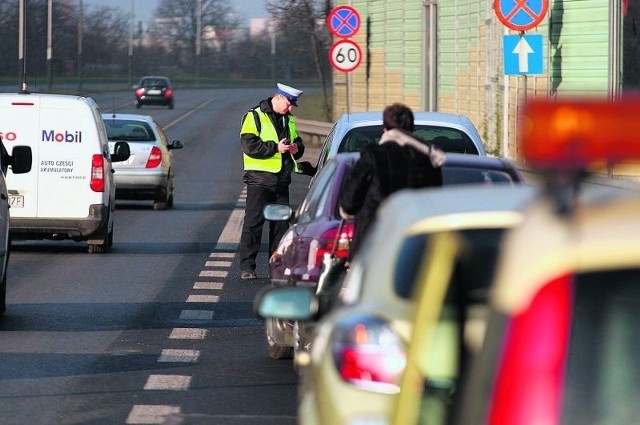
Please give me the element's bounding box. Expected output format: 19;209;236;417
391;96;640;425
256;183;536;425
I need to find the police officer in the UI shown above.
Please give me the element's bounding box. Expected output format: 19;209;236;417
238;83;305;280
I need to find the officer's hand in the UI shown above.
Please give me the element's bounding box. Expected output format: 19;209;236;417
288;143;298;155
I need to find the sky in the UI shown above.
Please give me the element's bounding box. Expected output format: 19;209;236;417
83;0;269;25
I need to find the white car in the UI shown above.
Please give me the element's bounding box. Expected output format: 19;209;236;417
103;113;183;210
314;111;487;175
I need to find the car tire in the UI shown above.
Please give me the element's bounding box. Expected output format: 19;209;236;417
264;318;293;359
135;102;142;109
168;102;174;109
153;181;172;210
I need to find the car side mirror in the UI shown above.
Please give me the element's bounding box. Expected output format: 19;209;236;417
168;140;184;150
296;161;317;177
8;145;32;175
111;141;131;163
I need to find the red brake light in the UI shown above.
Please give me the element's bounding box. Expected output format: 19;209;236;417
164;88;173;98
146;146;162;168
331;316;406;391
519;97;640;169
308;221;354;269
136;88;145;97
90;154;105;192
489;274;573;425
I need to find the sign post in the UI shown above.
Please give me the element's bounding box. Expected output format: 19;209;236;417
327;5;362;113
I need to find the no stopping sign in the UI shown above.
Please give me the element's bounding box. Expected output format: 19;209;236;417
329;39;362;73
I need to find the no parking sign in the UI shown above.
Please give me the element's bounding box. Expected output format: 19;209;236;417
327;5;362;73
494;0;548;31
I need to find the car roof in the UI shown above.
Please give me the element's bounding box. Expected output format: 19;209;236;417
335;111;476;126
491;186;640;314
101;113;155;124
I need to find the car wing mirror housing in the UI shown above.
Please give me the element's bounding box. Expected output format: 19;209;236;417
169;140;184;150
9;145;32;174
111;141;131;163
253;286;318;321
263;203;293;221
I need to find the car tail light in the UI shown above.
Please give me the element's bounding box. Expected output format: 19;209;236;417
145;146;162;168
489;274;573;425
90;154;105;192
331;315;406;393
308;221;354;269
164;88;173;98
135;88;145;97
519;97;640;169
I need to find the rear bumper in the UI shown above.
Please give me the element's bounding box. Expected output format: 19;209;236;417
114;172;168;200
9;204;110;241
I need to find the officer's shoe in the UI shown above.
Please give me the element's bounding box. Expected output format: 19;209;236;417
240;270;257;280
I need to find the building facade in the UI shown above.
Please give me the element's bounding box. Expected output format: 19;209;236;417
332;0;628;165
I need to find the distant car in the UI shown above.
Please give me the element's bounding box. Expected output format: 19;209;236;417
102;113;183;210
256;184;537;425
133;76;174;109
314;111;487;176
260;151;525;361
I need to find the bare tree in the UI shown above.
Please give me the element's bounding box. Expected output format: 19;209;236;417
266;0;332;121
148;0;240;75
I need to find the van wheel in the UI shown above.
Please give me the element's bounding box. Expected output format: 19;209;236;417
88;229;112;254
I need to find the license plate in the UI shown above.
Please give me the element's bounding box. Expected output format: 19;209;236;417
9;195;23;208
148;89;161;95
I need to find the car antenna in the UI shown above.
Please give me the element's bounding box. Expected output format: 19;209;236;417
111;96;116;118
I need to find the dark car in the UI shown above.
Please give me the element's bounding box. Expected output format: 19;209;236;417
260;151;525;361
134;76;174;109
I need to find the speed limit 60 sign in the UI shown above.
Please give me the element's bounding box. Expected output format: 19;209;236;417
329;39;362;73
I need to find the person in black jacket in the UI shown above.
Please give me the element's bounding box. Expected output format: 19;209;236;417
238;83;305;280
339;103;446;261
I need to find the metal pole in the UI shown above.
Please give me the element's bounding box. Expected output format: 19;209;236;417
128;0;134;86
19;0;27;93
77;0;83;90
47;0;53;91
196;0;202;84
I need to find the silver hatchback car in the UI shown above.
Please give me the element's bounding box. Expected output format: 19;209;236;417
315;111;486;173
102;113;183;210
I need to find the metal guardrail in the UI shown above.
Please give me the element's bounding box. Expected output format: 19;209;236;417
296;119;332;147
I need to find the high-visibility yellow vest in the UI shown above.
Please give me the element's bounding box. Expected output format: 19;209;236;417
241;107;299;173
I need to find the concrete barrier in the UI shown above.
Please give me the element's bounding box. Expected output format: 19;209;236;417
296;119;332;147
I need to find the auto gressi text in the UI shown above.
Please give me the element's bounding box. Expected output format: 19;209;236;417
40;130;82;174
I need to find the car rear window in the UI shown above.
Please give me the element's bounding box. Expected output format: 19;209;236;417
393;228;506;300
337;125;480;155
103;120;155;142
443;167;516;185
141;79;168;89
561;268;640;424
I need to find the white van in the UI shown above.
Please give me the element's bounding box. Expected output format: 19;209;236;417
0;93;130;253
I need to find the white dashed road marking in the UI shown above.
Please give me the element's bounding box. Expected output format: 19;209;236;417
126;405;181;424
193;281;224;290
186;294;220;303
158;349;200;363
169;328;208;340
144;375;191;391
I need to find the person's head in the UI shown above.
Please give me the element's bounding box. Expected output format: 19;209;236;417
382;103;415;132
273;83;303;114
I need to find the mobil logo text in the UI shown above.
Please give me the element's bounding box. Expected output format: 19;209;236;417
42;129;83;143
0;132;17;142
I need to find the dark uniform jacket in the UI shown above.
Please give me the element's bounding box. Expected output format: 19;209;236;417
339;129;445;259
240;98;305;188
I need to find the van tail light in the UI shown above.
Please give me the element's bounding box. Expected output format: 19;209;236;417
164;88;173;98
90;154;105;192
489;274;573;425
308;221;354;269
331;315;406;393
146;146;162;168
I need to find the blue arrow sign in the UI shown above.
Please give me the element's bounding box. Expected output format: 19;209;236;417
503;34;543;75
